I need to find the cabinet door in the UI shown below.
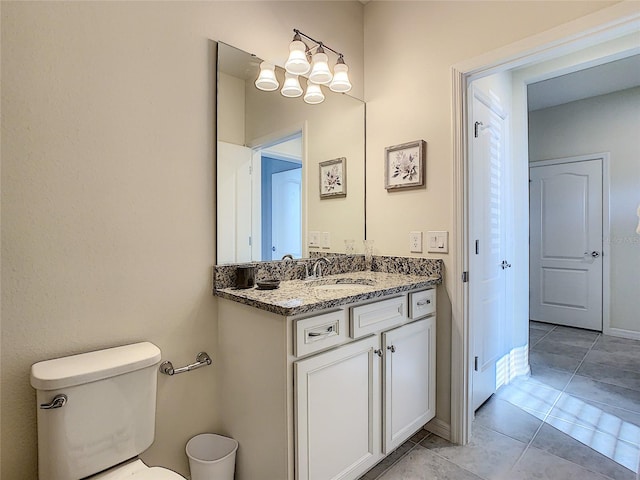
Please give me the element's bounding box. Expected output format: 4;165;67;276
383;317;436;453
295;336;382;480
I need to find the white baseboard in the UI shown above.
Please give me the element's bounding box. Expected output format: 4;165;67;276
604;327;640;341
425;418;451;442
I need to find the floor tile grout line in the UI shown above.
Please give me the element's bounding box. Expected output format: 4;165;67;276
512;325;639;478
495;322;557;470
369;434;429;480
513;326;601;471
539;331;640;477
529;323;557;348
558;336;640;416
513;329;634;480
410;440;494;480
536;330;601;423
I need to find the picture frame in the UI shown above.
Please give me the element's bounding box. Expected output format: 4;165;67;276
384;140;426;190
319;157;347;198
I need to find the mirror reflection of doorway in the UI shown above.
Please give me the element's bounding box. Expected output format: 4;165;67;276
261;156;302;260
255;131;303;261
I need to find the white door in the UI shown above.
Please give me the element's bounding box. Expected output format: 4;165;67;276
294;336;382;480
382;317;436;454
217;141;252;263
271;168;302;260
470;88;509;411
530;158;603;331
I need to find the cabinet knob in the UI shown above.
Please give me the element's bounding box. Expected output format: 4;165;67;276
387;345;396;353
374;349;383;357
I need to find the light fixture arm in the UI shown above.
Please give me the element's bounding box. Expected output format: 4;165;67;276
293;28;344;60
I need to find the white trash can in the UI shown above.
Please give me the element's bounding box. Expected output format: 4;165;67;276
186;433;238;480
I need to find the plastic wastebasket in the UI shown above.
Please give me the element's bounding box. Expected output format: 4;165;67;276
186;434;238;480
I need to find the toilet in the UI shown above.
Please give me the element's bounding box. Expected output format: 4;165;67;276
30;342;185;480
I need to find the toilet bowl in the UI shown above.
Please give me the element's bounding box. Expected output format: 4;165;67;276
30;342;185;480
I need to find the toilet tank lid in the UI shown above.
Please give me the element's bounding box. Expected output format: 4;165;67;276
30;342;162;390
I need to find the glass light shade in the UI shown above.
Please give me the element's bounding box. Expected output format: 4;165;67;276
329;63;352;93
285;40;311;75
255;62;279;91
281;73;303;98
304;81;325;104
309;52;333;85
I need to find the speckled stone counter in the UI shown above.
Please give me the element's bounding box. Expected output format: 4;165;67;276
214;268;442;317
214;255;442;290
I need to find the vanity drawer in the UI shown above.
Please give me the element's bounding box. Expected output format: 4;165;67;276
294;309;348;357
409;288;436;320
351;295;407;338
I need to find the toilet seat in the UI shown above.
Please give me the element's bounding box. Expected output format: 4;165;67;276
91;459;185;480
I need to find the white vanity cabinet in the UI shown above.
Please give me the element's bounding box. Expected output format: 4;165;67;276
217;287;436;480
295;335;382;480
382;317;436;453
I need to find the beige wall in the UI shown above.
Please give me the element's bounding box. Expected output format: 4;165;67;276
363;0;616;429
0;2;364;478
529;87;640;334
218;72;246;145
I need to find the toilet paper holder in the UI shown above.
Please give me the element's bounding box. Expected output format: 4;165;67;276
159;352;212;376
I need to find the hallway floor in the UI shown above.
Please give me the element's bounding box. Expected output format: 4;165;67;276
360;321;640;480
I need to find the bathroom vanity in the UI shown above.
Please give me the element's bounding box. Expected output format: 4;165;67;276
215;262;441;480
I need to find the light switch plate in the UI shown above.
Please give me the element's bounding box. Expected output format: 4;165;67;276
321;232;331;249
427;231;448;253
409;231;422;253
308;231;320;248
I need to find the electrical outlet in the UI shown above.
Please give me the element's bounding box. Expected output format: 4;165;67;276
321;232;331;249
409;231;423;253
308;231;320;248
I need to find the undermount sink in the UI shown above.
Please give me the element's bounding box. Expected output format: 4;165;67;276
305;277;375;292
312;283;372;292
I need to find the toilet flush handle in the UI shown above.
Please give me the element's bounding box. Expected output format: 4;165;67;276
40;394;67;410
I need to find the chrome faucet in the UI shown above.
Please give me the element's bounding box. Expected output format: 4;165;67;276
281;254;294;260
312;257;330;278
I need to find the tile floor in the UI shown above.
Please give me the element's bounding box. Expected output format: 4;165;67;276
360;321;640;480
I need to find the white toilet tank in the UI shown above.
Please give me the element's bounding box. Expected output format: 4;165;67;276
30;342;162;480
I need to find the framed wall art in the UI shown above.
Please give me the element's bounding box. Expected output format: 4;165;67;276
384;140;426;190
319;157;347;198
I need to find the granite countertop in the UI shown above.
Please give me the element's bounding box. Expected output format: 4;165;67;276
215;271;441;316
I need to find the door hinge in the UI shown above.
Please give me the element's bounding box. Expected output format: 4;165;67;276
474;356;479;371
462;271;469;283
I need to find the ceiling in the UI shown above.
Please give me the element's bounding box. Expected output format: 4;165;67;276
527;54;640;111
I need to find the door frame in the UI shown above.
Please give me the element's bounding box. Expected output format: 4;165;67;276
450;3;640;445
529;154;611;334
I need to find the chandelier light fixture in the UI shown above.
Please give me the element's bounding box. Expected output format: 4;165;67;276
255;28;352;104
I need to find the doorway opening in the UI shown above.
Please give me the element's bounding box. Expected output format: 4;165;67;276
254;132;303;261
261;155;302;260
452;3;640;447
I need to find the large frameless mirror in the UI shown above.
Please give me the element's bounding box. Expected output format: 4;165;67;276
216;42;365;264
